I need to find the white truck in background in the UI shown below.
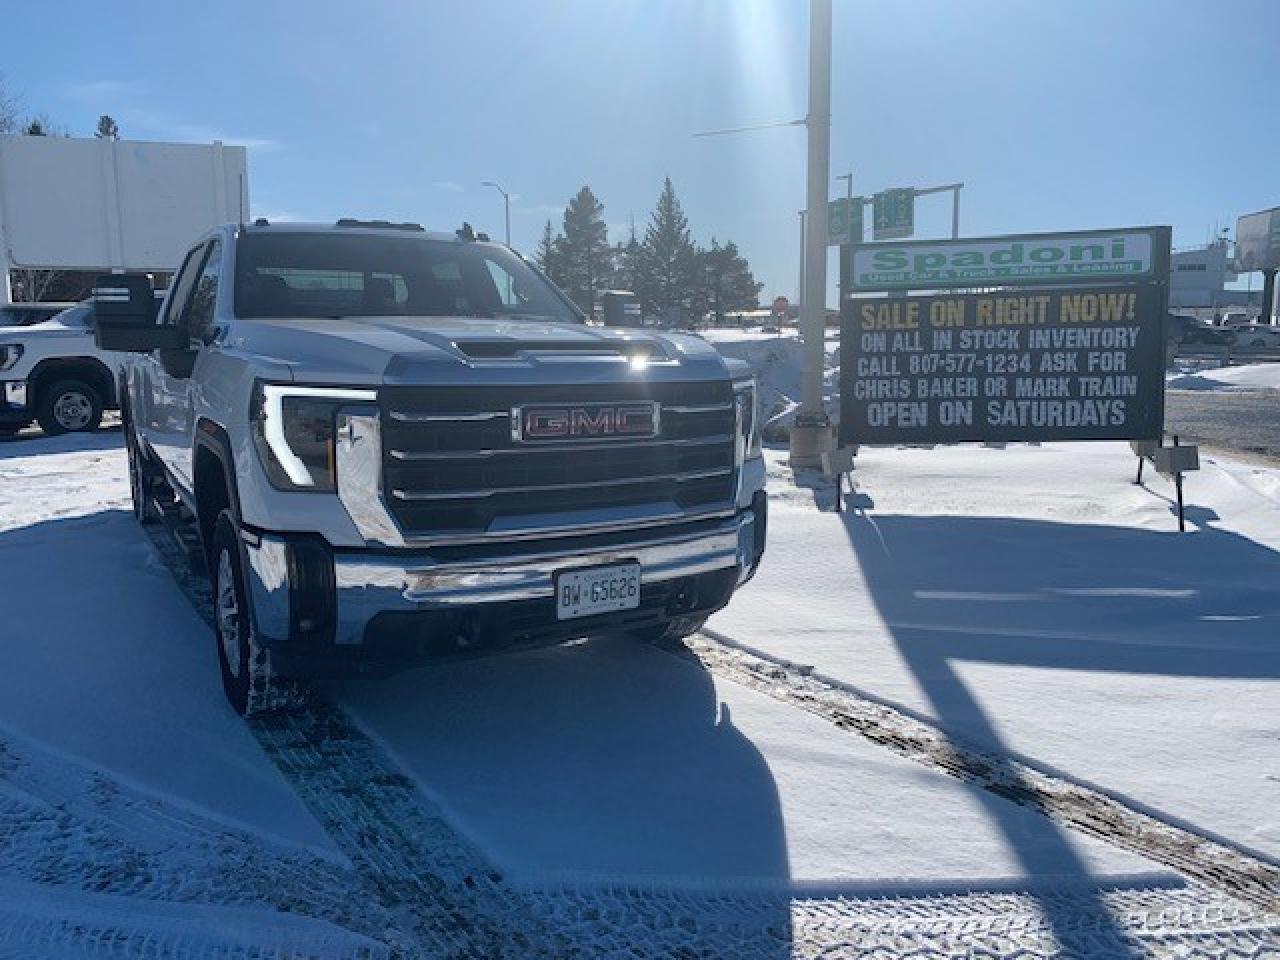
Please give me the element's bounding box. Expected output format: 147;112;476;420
0;301;129;436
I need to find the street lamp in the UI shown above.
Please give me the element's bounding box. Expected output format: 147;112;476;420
480;180;511;246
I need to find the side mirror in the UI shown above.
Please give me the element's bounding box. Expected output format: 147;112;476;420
93;274;187;352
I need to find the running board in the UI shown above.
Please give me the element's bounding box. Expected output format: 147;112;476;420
157;498;205;575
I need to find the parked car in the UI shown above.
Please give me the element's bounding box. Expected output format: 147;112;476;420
1226;322;1280;349
95;219;768;716
0;301;129;436
0;302;79;329
1166;313;1233;348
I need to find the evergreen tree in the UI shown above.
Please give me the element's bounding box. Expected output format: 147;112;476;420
22;117;46;136
95;114;120;139
699;238;763;324
634;177;699;322
613;216;643;297
535;218;569;290
557;186;613;316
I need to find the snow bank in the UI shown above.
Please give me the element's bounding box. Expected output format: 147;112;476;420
1167;362;1280;392
700;328;838;440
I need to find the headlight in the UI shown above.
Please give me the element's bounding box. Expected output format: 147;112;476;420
0;344;23;371
734;379;761;460
251;384;377;491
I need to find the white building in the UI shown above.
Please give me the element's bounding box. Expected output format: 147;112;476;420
0;134;248;303
1168;239;1261;323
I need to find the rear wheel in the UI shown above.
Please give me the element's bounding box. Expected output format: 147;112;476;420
37;379;103;435
125;417;162;524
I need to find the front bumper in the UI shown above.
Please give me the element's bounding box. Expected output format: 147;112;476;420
0;381;29;425
243;498;766;650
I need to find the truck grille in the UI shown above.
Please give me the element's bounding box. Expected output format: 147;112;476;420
381;382;737;536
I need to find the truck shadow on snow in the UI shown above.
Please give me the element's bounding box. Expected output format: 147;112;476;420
317;634;796;952
835;501;1280;955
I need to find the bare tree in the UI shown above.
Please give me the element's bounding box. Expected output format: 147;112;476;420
10;267;64;303
0;74;20;133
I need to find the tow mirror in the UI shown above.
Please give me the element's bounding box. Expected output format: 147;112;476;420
93;274;186;352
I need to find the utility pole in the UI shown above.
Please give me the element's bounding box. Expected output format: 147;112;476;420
790;0;834;467
797;209;807;310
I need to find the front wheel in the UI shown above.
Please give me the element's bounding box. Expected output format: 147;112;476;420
36;379;103;435
210;509;276;716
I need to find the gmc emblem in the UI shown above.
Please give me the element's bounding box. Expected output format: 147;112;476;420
514;402;659;442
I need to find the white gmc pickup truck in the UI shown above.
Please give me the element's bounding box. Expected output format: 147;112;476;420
95;219;767;715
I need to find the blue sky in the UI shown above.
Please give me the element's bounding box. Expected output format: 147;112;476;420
4;0;1277;303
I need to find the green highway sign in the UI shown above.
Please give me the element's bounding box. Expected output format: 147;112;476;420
873;188;914;240
828;197;863;246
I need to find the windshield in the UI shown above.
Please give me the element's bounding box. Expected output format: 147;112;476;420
234;232;581;323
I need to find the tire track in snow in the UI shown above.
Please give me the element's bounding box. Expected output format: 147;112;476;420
684;628;1280;914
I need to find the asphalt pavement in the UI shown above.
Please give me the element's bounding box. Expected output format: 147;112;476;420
1166;388;1280;460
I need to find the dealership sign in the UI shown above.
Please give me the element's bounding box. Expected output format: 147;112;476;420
838;226;1172;446
846;227;1161;292
1234;207;1280;272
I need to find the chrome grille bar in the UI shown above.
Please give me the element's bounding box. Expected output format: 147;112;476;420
389;433;733;461
389;410;508;423
392;466;733;502
663;401;734;414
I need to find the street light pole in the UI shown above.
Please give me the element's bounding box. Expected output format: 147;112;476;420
790;0;834;467
481;180;511;245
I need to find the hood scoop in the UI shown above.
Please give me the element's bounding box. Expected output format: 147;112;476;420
451;338;674;364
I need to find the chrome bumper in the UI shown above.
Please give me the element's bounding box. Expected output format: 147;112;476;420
243;509;760;646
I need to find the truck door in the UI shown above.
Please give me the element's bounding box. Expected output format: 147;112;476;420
146;240;218;491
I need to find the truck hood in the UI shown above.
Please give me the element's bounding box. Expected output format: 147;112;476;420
228;316;731;386
0;319;91;343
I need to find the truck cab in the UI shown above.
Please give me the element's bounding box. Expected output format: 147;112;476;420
96;220;767;715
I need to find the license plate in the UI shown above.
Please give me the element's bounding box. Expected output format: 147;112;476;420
555;562;641;620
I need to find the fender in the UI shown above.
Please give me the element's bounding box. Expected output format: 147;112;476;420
192;418;243;526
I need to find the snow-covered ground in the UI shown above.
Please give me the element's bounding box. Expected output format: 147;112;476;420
711;443;1280;864
1167;362;1280;392
2;413;1280;954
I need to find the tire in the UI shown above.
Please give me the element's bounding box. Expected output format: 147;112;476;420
36;379;103;435
125;416;162;524
210;509;277;717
